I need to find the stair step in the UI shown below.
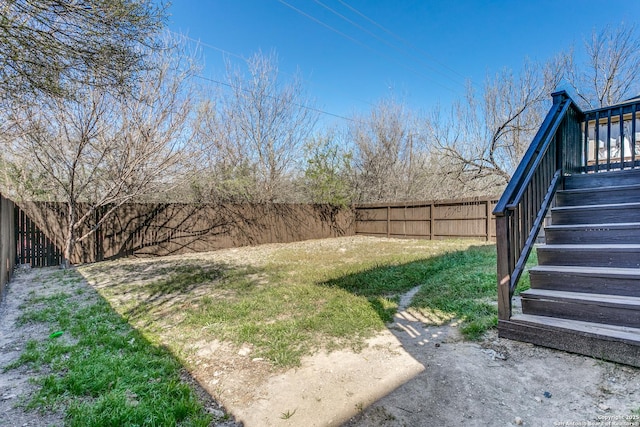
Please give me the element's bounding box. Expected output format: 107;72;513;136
521;289;640;327
530;265;640;296
544;222;640;244
537;244;640;268
564;169;640;190
502;169;640;365
551;202;640;225
556;184;640;206
499;314;640;367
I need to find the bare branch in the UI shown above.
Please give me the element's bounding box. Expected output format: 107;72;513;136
566;24;640;108
2;34;199;266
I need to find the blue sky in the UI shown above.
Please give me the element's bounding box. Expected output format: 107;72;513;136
163;0;640;125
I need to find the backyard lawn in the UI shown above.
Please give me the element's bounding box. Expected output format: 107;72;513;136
4;236;539;425
79;236;516;368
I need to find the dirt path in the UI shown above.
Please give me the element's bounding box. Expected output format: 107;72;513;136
345;305;640;427
213;301;640;427
2;264;640;427
0;267;67;427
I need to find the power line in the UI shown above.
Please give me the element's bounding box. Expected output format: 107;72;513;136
172;33;420;128
311;0;467;89
275;0;458;94
276;0;373;53
193;73;361;123
170;29;376;111
311;0;402;52
336;0;474;86
169;30;245;61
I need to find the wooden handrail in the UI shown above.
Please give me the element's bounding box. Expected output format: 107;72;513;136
494;91;574;216
494;90;584;320
495;90;640;321
506;100;573;211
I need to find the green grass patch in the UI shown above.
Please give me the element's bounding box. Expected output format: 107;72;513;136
408;246;500;340
323;243;538;341
6;271;212;426
17;291;74;327
411;245;536;340
82;238;539;370
186;274;385;366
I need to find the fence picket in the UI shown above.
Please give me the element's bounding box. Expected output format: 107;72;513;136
4;196;500;279
355;197;499;241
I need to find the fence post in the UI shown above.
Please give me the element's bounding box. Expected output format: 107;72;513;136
429;203;434;240
496;214;512;320
386;206;390;238
485;199;492;242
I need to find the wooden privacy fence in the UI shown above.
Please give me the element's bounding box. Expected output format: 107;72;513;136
0;194;16;297
355;197;499;241
9;195;501;271
15;205;63;267
17;202;355;265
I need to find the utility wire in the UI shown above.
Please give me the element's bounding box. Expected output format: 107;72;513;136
312;0;467;89
193;73;361;123
170;29;376;111
169;31;245;60
336;0;474;86
276;0;458;94
276;0;374;53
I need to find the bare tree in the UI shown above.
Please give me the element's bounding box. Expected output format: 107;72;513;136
197;51;318;202
566;24;640;109
428;60;561;193
429;26;639;194
349;97;434;203
190;94;257;203
0;0;164;102
3;38;198;266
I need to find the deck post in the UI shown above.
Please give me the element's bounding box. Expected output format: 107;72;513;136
496;213;512;320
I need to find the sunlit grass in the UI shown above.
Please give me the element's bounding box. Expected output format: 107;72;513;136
81;238;524;369
5;237;542;423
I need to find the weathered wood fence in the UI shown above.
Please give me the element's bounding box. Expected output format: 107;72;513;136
355;197;499;241
15;205;63;268
1;195;505;303
17;202;355;265
6;196;501;274
0;194;16;297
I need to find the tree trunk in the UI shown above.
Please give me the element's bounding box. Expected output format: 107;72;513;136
63;203;77;269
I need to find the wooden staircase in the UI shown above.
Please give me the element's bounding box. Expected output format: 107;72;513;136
499;169;640;367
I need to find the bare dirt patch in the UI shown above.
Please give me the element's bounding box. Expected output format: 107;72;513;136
346;307;640;427
0;268;72;427
2;237;639;427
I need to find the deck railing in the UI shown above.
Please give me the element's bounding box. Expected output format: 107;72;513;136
495;90;640;320
494;91;582;319
582;98;640;172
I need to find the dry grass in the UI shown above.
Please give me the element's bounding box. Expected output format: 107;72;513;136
78;236;497;369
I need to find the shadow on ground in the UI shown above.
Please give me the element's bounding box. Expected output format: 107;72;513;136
0;267;239;426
